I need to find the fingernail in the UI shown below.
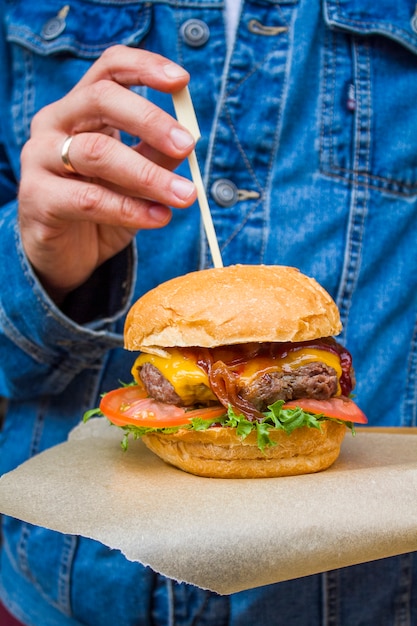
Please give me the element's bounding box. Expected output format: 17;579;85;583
171;178;195;201
148;205;171;224
170;127;194;151
163;63;188;79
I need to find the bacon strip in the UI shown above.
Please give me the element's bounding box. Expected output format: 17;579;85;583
188;339;354;422
209;360;264;421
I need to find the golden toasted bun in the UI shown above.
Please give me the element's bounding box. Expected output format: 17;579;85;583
141;421;346;478
125;265;341;354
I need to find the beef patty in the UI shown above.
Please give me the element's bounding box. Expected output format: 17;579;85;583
139;361;338;411
239;362;338;411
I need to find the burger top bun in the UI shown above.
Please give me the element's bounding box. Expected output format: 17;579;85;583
124;264;342;354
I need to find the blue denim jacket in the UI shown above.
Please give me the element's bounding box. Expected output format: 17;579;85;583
1;1;417;624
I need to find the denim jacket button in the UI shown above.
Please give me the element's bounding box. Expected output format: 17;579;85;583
41;16;66;40
180;19;210;47
211;179;238;207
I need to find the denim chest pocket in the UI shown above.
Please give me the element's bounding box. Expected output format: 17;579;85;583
6;0;152;57
320;0;417;196
4;0;152;149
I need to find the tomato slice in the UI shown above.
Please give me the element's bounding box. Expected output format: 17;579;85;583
282;397;368;424
100;386;226;428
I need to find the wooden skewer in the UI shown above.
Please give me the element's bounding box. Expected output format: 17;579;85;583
172;88;223;268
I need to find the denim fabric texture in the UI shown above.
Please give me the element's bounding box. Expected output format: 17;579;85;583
0;0;416;624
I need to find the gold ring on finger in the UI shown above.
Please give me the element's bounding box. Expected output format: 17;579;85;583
61;135;78;174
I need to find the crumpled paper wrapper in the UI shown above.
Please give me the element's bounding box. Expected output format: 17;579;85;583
0;419;416;594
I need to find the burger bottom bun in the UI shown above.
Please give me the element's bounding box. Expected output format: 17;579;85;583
141;421;347;479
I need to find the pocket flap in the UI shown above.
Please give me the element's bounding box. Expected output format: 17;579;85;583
323;0;417;54
5;1;152;58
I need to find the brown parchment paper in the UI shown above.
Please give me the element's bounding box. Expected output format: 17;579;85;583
0;419;416;595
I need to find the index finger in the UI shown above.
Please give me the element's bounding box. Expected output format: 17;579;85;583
74;45;190;93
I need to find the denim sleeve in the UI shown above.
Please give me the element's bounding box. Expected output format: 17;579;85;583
0;201;136;400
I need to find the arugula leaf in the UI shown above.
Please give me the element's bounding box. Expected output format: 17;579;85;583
265;400;323;434
255;421;276;453
83;407;103;423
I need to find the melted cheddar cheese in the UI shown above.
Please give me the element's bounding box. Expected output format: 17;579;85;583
238;348;342;384
132;349;216;404
132;347;342;404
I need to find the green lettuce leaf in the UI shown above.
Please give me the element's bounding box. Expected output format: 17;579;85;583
85;398;354;453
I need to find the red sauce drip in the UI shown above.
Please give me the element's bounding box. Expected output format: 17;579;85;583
184;338;354;422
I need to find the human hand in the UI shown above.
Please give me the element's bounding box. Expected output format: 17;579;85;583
18;46;197;303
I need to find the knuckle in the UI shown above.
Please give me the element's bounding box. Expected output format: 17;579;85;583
20;139;33;169
30;104;54;134
76;183;104;215
18;171;37;199
75;184;138;227
137;158;158;191
87;79;114;112
20;136;44;175
18;178;36;205
82;132;111;166
100;45;124;67
118;195;137;223
139;104;161;131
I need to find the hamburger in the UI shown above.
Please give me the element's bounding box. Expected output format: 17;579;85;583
94;265;367;478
